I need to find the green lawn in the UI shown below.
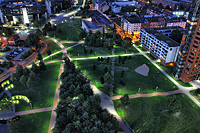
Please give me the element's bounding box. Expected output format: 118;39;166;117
190;90;200;103
40;36;61;56
114;94;200;133
156;62;192;87
47;20;83;41
74;55;178;96
17;111;51;133
9;63;61;112
68;45;139;58
146;53;157;60
43;52;63;63
62;43;77;48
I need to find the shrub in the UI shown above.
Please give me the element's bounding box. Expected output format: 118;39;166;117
93;65;96;70
128;56;131;60
121;70;124;77
101;77;104;84
119;80;125;86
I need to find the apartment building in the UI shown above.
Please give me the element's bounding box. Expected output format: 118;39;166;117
139;28;180;65
173;0;200;82
121;15;141;33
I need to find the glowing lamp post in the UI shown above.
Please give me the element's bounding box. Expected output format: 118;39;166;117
156;86;158;92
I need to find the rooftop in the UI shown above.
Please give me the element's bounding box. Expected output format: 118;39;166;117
90;10;113;25
144;28;180;47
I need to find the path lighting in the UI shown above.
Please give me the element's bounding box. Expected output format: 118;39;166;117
156;86;158;92
119;89;121;95
138;88;140;93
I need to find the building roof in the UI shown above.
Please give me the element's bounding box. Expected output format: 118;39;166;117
90;10;113;25
144;28;180;47
124;15;140;23
8;34;20;42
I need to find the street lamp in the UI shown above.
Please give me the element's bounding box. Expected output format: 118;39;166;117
156;86;158;92
119;89;121;95
30;102;32;109
138;88;140;93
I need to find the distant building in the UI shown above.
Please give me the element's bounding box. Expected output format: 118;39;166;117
121;15;141;33
95;0;109;12
139;27;181;65
166;17;186;28
111;3;122;13
0;0;62;24
82;10;114;33
8;34;20;45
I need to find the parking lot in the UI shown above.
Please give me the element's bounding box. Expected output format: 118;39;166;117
0;46;30;60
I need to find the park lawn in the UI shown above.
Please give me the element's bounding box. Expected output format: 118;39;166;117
113;94;200;133
190;90;200;103
74;55;178;96
62;43;77;48
47;20;82;41
40;36;61;56
17;111;51;133
156;62;192;87
43;52;63;63
9;62;61;112
68;45;138;58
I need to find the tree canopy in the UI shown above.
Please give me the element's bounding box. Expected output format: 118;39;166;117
52;57;122;133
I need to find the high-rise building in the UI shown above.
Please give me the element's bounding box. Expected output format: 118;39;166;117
173;0;200;82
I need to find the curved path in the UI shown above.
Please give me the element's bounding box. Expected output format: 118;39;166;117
107;89;183;100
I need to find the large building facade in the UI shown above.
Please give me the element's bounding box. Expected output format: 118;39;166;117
0;0;62;24
139;27;180;65
173;0;200;82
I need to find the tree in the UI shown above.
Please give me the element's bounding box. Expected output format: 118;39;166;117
42;30;47;36
79;29;87;39
158;3;164;9
23;67;30;77
35;29;42;36
3;28;14;37
93;65;96;70
171;29;183;43
7;119;21;133
31;63;40;74
39;61;46;71
165;5;171;10
29;72;38;81
19;75;27;86
57;27;62;33
15;64;23;79
101;77;104;84
26;33;40;49
37;53;43;61
109;11;115;17
166;95;181;113
122;37;132;48
26;77;34;88
120;93;130;106
105;67;108;73
103;72;111;84
47;49;52;59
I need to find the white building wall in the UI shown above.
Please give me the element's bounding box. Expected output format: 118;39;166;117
139;29;179;63
166;46;180;63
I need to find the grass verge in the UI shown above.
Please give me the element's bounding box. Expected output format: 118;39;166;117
156;62;192;87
